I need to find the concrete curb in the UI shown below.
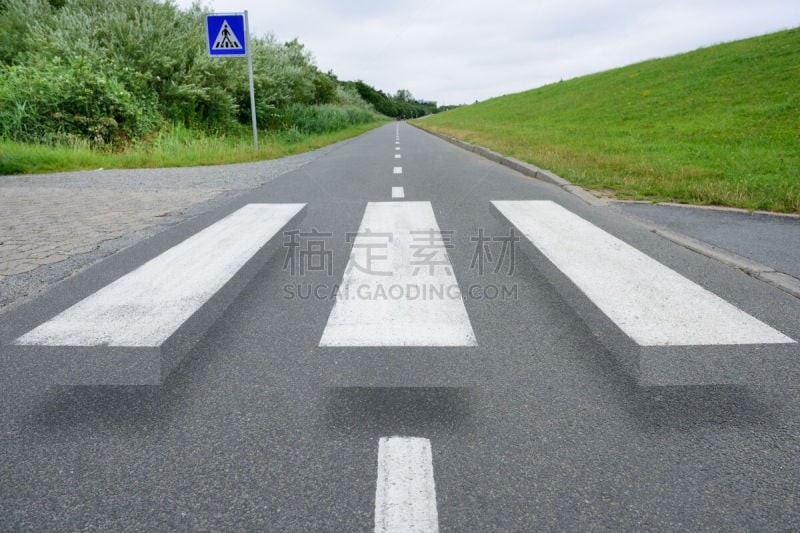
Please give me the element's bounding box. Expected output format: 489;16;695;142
610;200;800;220
648;228;800;299
410;122;800;300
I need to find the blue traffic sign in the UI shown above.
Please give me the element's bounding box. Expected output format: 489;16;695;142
206;14;247;56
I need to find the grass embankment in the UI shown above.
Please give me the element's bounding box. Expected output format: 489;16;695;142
0;120;386;175
414;28;800;213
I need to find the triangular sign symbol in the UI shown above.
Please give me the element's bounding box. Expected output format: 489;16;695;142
212;20;242;50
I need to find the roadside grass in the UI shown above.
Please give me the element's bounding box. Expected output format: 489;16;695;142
0;120;387;176
414;28;800;213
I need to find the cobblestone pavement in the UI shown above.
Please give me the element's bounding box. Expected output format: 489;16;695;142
0;144;339;311
0;187;220;278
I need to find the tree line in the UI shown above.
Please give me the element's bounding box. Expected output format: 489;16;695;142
0;0;439;148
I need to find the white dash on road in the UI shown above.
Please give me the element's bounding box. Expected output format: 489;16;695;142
395;147;400;151
492;200;795;346
395;141;400;145
319;201;476;346
16;204;305;347
375;437;438;533
394;154;401;159
391;187;405;199
393;166;403;174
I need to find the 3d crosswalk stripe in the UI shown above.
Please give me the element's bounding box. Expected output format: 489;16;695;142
375;437;438;533
391;187;405;199
492;200;794;346
16;204;305;347
319;201;477;346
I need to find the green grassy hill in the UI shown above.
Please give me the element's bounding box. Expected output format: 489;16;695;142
415;28;800;213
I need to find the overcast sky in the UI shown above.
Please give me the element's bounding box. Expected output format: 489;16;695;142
177;0;799;105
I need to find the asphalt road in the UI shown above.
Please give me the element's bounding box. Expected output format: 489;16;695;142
2;123;800;530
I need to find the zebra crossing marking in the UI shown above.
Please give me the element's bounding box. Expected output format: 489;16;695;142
492;200;793;346
16;204;305;348
319;201;476;347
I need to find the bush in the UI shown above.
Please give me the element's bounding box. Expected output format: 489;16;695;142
0;59;161;147
278;103;378;135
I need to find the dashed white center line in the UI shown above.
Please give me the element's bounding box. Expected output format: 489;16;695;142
393;166;403;174
375;437;438;533
394;154;401;159
391;186;405;199
395;147;400;151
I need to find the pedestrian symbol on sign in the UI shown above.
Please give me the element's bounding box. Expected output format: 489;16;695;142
206;14;247;57
212;21;242;50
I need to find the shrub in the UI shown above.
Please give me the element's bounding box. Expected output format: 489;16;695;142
0;59;161;147
278;103;377;135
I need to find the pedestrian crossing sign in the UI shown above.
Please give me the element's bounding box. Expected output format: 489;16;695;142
206;14;247;56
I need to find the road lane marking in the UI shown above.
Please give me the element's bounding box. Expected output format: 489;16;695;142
375;437;438;533
391;187;405;199
16;204;305;347
395;154;401;159
393;167;403;174
395;147;400;151
395;141;400;145
492;200;795;346
319;201;477;346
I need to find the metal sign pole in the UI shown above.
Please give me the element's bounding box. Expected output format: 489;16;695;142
244;10;258;151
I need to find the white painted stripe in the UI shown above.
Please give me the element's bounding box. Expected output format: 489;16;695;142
319;202;476;346
393;167;403;174
375;437;438;533
395;147;400;151
16;204;304;347
395;141;400;145
394;154;401;159
391;187;405;199
493;200;795;346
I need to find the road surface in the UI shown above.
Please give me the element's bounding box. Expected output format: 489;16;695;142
2;123;800;530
